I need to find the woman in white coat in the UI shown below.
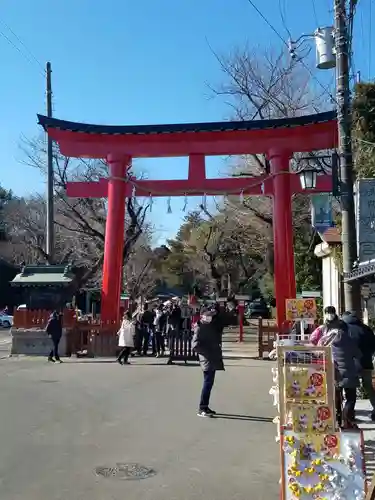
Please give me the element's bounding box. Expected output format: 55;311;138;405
117;311;135;365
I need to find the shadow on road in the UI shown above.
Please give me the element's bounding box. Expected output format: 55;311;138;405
213;413;273;422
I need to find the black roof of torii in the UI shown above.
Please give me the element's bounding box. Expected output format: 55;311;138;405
37;110;336;136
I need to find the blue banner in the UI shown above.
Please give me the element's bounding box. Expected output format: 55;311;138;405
311;194;333;233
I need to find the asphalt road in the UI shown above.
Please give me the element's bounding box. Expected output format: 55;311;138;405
0;356;279;500
0;328;11;358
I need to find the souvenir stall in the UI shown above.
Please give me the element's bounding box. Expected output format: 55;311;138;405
270;341;366;500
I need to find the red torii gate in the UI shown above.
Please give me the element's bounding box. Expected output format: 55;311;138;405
38;111;337;326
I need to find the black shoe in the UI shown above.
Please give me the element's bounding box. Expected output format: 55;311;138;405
117;358;123;365
55;358;63;363
206;408;216;416
48;357;55;363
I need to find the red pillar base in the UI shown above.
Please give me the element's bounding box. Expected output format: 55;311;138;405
269;150;296;328
101;154;130;323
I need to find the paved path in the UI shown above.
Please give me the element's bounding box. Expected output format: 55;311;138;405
0;356;279;500
0;328;11;358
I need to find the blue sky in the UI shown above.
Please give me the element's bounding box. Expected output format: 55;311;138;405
0;0;374;243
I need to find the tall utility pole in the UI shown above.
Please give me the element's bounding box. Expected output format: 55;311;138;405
334;0;361;314
46;61;54;263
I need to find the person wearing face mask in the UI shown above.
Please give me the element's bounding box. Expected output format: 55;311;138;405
310;306;343;345
311;305;361;429
192;308;225;417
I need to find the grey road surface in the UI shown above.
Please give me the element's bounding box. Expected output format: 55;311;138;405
0;356;279;500
0;328;11;358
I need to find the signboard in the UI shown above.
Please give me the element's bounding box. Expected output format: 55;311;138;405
361;284;371;299
357;179;375;262
286;298;317;324
311;194;333;233
301;290;321;298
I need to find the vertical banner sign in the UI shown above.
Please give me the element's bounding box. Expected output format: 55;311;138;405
357;179;375;263
311;194;333;233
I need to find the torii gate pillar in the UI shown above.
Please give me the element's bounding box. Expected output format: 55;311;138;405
269;150;296;327
101;154;130;323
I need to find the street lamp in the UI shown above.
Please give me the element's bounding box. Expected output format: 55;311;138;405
296;152;338;192
299;168;317;190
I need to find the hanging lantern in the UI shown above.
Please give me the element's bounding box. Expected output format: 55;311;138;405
167;196;172;214
299;168;317;190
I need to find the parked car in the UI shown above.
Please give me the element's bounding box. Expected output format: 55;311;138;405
0;312;13;328
246;299;271;319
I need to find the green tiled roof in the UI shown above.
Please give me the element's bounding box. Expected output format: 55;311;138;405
11;265;74;286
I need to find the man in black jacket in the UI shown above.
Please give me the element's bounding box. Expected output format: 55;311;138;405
46;311;63;363
192;308;224;417
342;311;375;421
139;303;155;356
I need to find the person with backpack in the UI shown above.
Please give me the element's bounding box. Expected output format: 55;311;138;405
342;311;375;421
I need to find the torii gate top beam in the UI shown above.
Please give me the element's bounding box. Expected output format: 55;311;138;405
37;111;337;159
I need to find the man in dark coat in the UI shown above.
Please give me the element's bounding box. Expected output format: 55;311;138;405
46;311;63;363
318;318;361;428
342;311;375;421
192;309;224;418
139;303;155;356
166;302;182;364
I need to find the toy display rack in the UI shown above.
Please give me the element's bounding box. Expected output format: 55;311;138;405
276;345;336;431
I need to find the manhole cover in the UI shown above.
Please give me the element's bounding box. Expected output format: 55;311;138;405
95;463;156;480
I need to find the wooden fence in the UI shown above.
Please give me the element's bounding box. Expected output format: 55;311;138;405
13;308;76;329
67;320;119;358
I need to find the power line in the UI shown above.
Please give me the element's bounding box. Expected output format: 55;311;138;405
244;0;337;104
245;0;287;46
278;0;292;39
311;0;319;26
0;20;45;77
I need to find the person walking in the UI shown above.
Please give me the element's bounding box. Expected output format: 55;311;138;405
192;308;224;418
342;311;375;421
117;311;135;365
46;311;63;363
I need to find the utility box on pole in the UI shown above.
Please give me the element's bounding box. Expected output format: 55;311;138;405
314;27;336;70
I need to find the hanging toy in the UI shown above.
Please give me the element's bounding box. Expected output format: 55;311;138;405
149;193;153;213
167;196;172;214
182;193;188;212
